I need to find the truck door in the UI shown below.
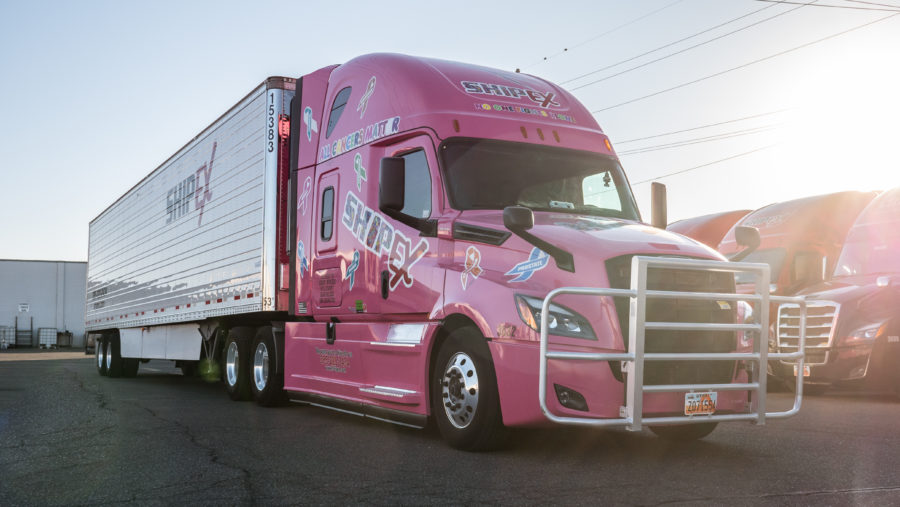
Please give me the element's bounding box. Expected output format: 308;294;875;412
337;135;443;318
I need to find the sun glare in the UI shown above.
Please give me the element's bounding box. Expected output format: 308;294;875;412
778;44;900;195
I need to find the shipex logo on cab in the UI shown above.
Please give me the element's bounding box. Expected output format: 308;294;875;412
461;81;561;109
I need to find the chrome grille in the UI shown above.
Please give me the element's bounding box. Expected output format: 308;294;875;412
777;302;838;365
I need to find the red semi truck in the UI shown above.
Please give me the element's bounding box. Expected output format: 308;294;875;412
667;209;751;249
718;191;876;297
774;188;900;394
85;53;806;450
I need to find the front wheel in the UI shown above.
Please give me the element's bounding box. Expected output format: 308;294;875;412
431;327;507;451
250;327;285;407
650;422;718;441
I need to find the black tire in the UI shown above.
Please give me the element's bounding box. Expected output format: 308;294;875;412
106;335;124;378
431;327;507;451
250;327;286;407
122;358;140;378
650;422;718;441
95;335;108;377
223;331;252;401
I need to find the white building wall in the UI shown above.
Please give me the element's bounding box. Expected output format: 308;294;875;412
0;260;87;347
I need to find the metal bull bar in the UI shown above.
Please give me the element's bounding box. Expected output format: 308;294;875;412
538;256;808;430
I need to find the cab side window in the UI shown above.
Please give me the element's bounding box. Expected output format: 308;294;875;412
400;149;431;219
320;187;334;240
326;87;352;139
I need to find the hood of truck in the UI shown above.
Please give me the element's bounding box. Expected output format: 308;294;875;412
454;210;723;291
794;275;900;345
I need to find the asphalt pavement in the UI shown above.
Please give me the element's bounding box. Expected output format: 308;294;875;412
1;352;899;505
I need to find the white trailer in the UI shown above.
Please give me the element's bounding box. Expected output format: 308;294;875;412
86;78;295;372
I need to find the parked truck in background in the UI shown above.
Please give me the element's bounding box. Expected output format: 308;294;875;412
85;53;805;450
667;209;751;249
773;188;900;395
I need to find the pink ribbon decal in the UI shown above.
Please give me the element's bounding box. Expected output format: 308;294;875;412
460;246;483;290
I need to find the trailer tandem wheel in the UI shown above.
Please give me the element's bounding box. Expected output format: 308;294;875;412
223;331;252;401
250;326;285;406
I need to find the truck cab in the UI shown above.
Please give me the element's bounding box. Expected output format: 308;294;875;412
667;209;751;249
282;54;776;448
774;188;900;393
718;191;876;297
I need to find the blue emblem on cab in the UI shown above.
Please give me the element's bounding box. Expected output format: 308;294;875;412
505;247;549;282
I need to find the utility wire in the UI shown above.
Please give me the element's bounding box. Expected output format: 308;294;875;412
519;0;685;71
756;0;900;10
615;109;790;144
592;11;900;113
618;124;780;155
562;1;793;86
631;145;777;185
570;1;815;91
845;0;900;7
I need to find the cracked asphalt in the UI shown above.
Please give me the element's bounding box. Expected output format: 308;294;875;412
1;353;899;506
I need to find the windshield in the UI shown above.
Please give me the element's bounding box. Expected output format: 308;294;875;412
833;222;900;277
734;248;786;284
439;138;640;221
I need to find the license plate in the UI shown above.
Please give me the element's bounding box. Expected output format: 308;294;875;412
794;364;811;377
684;392;717;416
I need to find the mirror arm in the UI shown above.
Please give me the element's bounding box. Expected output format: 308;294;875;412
381;208;437;237
507;225;575;273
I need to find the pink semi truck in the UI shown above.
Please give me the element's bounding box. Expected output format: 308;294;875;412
86;54;806;450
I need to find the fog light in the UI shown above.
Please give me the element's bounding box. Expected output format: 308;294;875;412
554;384;588;412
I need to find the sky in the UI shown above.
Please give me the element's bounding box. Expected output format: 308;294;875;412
1;0;898;261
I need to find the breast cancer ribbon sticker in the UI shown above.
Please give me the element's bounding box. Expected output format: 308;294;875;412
505;247;549;282
357;76;376;118
303;106;318;141
345;250;360;290
299;176;312;215
354;153;367;191
298;241;309;278
460;246;483;290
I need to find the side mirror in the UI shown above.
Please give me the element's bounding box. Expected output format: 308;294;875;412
379;157;405;213
503;206;534;231
735;226;760;250
730;226;761;262
651;182;667;229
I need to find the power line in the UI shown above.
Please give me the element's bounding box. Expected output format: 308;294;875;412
618;124;780;155
615;109;790;144
845;0;900;7
756;0;900;10
562;1;796;87
592;11;900;113
631;145;777;185
519;0;685;71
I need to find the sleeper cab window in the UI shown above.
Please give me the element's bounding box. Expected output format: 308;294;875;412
326;87;352;139
321;186;335;240
400;149;432;219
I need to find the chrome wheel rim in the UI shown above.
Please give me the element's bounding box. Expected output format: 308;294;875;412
226;341;239;387
253;342;269;392
441;352;479;429
97;340;104;370
105;341;112;370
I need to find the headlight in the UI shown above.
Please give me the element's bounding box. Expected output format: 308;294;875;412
515;295;596;340
842;322;886;345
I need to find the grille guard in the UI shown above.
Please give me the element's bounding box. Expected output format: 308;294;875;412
538;256;809;430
